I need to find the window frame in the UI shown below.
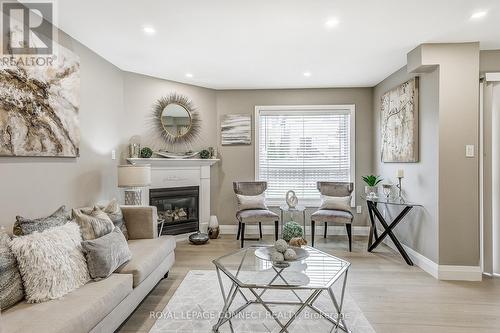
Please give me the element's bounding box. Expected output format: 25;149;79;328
254;104;356;206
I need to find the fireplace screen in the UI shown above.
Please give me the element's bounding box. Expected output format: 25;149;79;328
149;186;199;235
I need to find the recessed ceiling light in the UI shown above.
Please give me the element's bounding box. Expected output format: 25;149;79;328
303;72;311;77
185;73;193;78
470;11;487;20
325;18;340;29
142;26;156;35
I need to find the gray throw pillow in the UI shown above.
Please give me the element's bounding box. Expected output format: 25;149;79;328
236;193;267;211
0;232;24;310
13;206;70;236
82;228;132;280
102;199;129;240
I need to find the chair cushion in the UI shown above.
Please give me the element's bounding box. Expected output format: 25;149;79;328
1;273;132;333
236;209;279;223
116;236;176;287
311;209;353;224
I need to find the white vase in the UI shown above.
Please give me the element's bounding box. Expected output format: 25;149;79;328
209;215;219;228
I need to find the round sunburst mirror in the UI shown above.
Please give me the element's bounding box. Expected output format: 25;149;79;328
161;103;192;137
152;93;200;145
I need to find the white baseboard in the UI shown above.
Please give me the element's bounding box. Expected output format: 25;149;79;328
383;239;482;281
219;224;369;236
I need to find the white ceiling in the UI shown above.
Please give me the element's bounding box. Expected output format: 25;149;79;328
56;0;500;89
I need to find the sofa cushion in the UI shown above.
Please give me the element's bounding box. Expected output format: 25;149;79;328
13;205;70;236
82;228;132;280
116;236;176;287
72;207;115;240
1;273;132;333
9;222;90;303
0;232;24;310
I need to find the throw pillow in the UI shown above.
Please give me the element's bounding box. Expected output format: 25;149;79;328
236;194;267;211
72;206;115;240
9;222;90;303
102;199;129;240
319;195;352;212
82;228;132;280
13;205;70;236
0;231;24;310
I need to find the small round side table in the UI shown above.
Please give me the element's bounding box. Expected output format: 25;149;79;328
279;205;307;238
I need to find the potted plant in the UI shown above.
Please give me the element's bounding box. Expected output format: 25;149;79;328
362;175;383;198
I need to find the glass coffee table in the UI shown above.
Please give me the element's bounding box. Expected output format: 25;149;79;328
212;245;351;332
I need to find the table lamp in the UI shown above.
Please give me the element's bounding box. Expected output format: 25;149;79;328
118;165;151;205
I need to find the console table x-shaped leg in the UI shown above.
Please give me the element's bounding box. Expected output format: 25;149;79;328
366;200;414;266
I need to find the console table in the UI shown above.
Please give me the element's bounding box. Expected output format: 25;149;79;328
364;197;422;266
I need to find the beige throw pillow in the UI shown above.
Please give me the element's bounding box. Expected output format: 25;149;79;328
102;199;129;240
72;207;114;240
319;195;352;212
9;222;90;303
236;194;267;211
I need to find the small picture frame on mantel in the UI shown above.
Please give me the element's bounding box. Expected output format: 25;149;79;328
221;114;251;145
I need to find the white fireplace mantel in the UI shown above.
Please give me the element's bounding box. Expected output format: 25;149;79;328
126;158;219;233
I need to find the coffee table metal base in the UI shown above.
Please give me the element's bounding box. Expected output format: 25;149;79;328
213;266;350;333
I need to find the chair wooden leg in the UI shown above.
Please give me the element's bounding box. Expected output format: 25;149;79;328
236;221;241;240
259;222;263;239
346;224;352;252
324;222;328;238
311;220;315;247
274;221;279;241
240;223;245;248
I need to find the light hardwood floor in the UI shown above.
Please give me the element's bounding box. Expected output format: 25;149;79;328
119;235;500;333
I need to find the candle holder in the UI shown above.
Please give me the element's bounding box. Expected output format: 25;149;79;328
396;177;404;202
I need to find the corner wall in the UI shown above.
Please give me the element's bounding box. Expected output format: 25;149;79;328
373;66;439;262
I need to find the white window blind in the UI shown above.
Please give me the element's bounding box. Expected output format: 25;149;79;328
256;105;355;203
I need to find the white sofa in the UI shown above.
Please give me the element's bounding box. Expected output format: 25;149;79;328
1;206;176;333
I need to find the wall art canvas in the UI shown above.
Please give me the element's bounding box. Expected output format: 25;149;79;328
221;114;251;145
381;77;419;162
0;45;80;157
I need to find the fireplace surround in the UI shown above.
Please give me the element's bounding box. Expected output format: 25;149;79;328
127;157;219;235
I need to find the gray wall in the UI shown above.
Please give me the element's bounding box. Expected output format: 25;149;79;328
0;31;124;228
373;66;439;262
480;50;500;73
215;88;373;226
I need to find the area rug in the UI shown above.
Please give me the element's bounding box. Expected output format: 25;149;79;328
149;270;375;332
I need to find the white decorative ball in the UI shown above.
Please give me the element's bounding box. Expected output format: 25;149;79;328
274;239;288;253
270;251;285;262
284;248;297;261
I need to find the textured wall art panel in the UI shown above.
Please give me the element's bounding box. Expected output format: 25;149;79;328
221;114;251;145
381;77;419;162
0;45;80;157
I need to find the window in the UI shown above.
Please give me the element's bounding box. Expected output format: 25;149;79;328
255;105;355;205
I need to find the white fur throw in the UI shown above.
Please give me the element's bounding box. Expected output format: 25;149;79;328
9;222;90;303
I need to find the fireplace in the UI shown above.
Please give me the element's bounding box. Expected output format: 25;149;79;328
149;186;199;235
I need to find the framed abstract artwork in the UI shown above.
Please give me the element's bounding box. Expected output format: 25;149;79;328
221;114;251;145
381;77;419;162
0;45;80;157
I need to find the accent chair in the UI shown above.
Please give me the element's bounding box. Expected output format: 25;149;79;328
233;181;279;248
311;182;354;251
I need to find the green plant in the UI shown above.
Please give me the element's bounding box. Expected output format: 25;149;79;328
199;149;210;159
282;221;304;242
362;175;383;187
140;147;153;158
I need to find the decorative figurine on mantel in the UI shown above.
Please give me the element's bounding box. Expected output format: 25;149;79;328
285;190;298;209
